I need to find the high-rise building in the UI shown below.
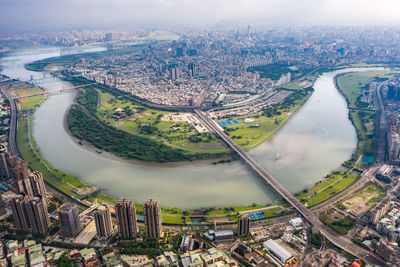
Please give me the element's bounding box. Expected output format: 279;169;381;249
144;198;162;238
58;203;81;238
170;67;176;80
9;195;29;232
24;197;50;235
9;157;32;197
370;199;391;224
94;204;113;238
247;25;251;39
105;32;113;42
188;62;196;76
115;198;138;239
0;144;9;180
176;47;184;57
238;214;250;236
29;171;46;199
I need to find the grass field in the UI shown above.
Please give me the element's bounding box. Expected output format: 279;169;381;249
10;83;45;111
336;70;400;109
19;96;45;111
95;90;225;153
280;84;302;90
218;113;287;148
217;89;312;149
162;215;183;224
297;172;358;206
96;194;117;204
262;207;283;218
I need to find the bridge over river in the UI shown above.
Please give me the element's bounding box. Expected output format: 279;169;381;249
194;109;385;266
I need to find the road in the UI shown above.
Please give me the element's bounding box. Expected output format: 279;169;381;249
1;87;19;156
194;109;385;266
376;81;387;163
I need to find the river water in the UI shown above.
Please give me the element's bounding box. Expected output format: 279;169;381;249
1;46;370;209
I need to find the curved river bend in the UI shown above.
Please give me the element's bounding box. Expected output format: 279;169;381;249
1;47;370;209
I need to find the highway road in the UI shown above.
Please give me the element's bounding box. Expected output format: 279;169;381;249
376;81;388;164
194;109;386;266
1;87;19;156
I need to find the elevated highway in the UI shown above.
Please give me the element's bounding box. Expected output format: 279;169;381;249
0;87;19;156
194;109;385;266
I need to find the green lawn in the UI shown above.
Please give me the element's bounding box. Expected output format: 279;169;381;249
262;207;283;218
280;84;302;90
10;83;45;111
96;194;117;204
162;215;182;224
95;90;225;152
11;84;42;96
233;205;265;213
296;173;358;207
18;96;45;111
337;70;400;109
306;174;358;206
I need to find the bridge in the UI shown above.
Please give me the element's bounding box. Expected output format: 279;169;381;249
12;83;94;100
194;109;385;266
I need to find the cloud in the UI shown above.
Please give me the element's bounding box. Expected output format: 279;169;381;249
1;0;400;30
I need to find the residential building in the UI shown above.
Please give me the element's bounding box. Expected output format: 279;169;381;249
29;171;46;199
58;203;81;238
0;144;9;179
10;194;29;232
94;204;113;238
115;198;138;239
144;198;162;238
237;214;250;236
25;197;50;235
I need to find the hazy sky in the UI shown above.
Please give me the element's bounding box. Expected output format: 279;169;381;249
1;0;400;30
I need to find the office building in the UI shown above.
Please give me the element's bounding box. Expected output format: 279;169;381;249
9;194;29;232
0;144;9;179
94;204;113;238
24;197;50;235
115;198;138;239
29;171;46;199
58;203;81;238
144;198;162;238
237;214;250;236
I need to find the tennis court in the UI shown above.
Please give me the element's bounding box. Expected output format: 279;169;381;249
247;211;264;220
218;120;240;126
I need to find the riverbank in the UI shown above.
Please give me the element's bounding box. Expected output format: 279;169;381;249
334;69;400;167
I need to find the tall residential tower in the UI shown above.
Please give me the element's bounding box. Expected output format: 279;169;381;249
144;198;162;238
115;198;138;239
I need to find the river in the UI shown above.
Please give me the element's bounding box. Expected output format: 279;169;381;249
1;46;370;209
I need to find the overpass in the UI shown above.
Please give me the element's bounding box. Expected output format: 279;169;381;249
194;109;385;266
